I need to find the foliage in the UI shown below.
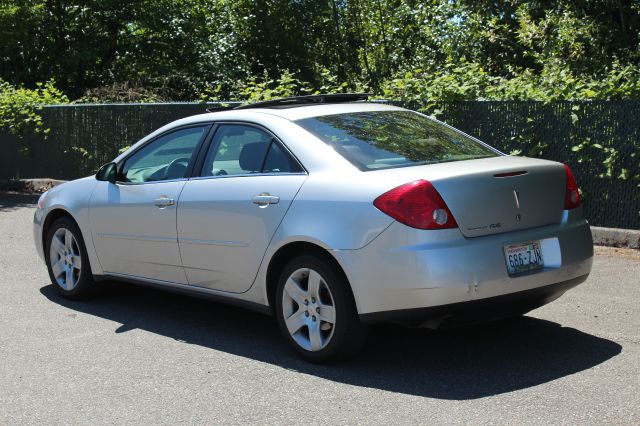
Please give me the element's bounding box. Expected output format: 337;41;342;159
200;68;353;103
76;82;168;104
0;80;68;152
2;1;638;102
0;0;638;182
382;61;640;109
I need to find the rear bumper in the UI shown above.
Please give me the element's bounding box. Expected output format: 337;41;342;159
359;273;588;326
334;210;593;316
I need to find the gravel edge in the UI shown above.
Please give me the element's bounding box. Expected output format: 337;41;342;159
591;226;640;249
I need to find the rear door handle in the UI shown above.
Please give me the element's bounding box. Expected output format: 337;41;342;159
252;193;280;207
154;196;175;208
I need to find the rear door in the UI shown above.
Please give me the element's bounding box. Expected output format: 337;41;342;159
90;124;210;283
177;123;307;293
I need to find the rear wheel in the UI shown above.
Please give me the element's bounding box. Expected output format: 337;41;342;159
275;254;366;362
45;217;94;299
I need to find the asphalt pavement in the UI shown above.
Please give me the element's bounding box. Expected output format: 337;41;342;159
1;192;638;425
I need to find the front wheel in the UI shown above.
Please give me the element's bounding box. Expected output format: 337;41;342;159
45;217;95;299
275;254;367;362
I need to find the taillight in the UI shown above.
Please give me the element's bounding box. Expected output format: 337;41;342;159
563;164;581;209
373;180;457;230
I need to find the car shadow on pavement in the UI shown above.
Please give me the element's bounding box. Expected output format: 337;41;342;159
40;281;621;400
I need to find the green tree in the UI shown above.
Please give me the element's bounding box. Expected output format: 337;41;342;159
1;0;639;100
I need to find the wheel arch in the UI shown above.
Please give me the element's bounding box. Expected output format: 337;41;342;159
41;207;100;276
42;208;79;249
40;205;103;278
265;241;358;313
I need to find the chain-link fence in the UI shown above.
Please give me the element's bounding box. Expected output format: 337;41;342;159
0;101;638;229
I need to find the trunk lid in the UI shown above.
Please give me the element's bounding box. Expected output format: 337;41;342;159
370;156;567;237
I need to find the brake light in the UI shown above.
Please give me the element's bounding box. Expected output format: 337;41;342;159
373;180;457;230
564;164;581;209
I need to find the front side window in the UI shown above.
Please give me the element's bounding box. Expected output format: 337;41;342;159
120;126;208;183
200;124;302;176
296;111;498;171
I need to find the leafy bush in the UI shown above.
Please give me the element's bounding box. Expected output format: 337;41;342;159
200;68;355;103
77;82;168;104
0;79;68;152
382;61;640;108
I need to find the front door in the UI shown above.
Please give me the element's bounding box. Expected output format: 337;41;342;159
90;124;210;283
177;123;307;292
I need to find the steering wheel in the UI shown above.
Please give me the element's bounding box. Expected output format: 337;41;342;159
212;168;228;176
164;157;190;180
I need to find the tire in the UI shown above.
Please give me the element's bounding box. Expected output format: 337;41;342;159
45;216;95;299
275;253;367;362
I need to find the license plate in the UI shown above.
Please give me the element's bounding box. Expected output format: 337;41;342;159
504;241;544;275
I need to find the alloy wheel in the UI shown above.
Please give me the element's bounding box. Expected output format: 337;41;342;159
49;228;82;290
281;267;336;351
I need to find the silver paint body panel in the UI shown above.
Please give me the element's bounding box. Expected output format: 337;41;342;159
89;180;188;283
177;174;307;292
34;103;593;317
333;209;593;314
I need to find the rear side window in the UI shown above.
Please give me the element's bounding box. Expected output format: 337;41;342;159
296;111;498;171
263;142;303;173
200;124;303;176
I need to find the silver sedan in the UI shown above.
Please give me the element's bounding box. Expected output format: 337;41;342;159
33;95;593;362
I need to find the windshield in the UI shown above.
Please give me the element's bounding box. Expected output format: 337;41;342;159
296;110;499;171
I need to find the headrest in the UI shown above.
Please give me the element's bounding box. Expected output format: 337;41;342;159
239;142;269;172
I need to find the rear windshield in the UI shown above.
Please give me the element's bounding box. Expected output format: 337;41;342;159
296;110;498;171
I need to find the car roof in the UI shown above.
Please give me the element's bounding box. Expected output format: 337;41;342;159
176;102;407;126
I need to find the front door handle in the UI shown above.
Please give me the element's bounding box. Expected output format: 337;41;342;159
154;196;175;208
252;193;280;207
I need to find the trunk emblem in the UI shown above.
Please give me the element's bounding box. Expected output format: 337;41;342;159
513;190;521;209
516;213;521;222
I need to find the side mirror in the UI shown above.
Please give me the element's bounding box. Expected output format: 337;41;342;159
96;162;117;183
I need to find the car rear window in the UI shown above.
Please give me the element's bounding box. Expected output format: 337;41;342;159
295;110;499;171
